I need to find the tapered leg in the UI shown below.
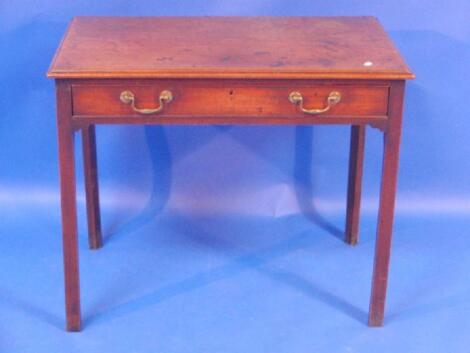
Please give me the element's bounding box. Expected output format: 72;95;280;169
368;81;405;327
82;125;102;249
56;81;81;331
345;125;365;245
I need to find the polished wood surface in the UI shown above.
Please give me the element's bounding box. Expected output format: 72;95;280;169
81;125;102;249
368;80;405;326
345;125;366;245
49;16;414;331
48;16;414;80
55;80;81;331
71;80;389;118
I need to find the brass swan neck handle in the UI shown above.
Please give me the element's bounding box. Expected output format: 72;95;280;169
288;91;341;115
120;90;173;114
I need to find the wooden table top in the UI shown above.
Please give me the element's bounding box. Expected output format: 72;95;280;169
47;16;414;80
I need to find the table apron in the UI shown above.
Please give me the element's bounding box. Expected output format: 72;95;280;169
70;115;388;128
66;79;392;130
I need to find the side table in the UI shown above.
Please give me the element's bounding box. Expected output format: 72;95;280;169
47;16;414;331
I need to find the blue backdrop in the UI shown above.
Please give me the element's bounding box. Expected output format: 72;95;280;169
0;1;469;353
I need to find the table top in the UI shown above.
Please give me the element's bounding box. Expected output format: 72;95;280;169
47;16;414;80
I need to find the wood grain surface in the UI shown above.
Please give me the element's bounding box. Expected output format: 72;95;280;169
48;16;414;79
71;80;390;118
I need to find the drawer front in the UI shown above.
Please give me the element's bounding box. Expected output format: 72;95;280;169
72;81;389;118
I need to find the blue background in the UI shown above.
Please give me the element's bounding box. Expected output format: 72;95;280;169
0;1;469;352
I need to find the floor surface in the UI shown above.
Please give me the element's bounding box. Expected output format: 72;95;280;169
1;202;469;353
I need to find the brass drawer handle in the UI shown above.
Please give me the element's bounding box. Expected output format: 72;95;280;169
288;91;341;115
120;90;173;114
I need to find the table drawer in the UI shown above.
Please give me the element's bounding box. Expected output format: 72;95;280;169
72;81;389;118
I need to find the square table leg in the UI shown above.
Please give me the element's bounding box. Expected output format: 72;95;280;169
82;125;102;249
345;125;366;245
368;81;405;326
56;81;81;331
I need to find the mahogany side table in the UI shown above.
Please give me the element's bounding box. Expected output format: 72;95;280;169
47;16;414;331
